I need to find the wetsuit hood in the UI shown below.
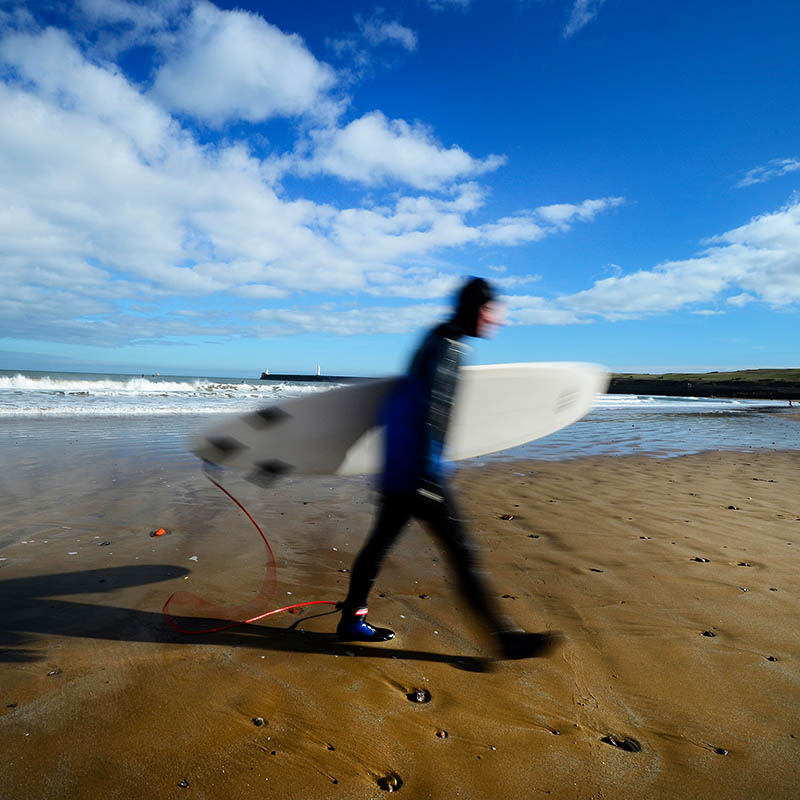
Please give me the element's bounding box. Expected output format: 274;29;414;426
449;277;495;338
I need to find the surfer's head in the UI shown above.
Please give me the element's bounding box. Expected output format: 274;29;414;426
452;277;502;338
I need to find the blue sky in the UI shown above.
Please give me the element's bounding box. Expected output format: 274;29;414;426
1;0;798;377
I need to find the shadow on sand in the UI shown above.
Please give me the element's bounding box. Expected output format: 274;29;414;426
0;565;493;671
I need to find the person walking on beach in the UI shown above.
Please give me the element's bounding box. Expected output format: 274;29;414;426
337;277;560;660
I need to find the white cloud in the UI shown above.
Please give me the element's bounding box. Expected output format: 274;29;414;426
492;274;541;289
736;157;800;188
564;0;606;38
253;303;447;336
0;18;628;347
362;268;462;299
150;1;339;124
425;0;471;9
299;111;506;190
726;293;755;307
482;215;547;246
231;283;290;300
0;4;36;31
481;196;624;245
358;14;417;51
536;197;625;228
0;42;609;310
329;193;481;261
563;253;737;320
78;0;172;33
326;10;417;79
503;295;585;326
560;199;800;319
0;27;173;161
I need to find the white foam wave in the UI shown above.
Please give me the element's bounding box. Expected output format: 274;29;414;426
0;374;266;394
0;404;241;417
594;393;781;411
0;372;343;418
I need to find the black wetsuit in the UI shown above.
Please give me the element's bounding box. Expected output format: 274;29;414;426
340;322;510;636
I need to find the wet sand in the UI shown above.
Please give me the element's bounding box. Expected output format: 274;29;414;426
1;448;799;799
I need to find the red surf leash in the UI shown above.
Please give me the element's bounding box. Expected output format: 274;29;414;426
162;474;339;635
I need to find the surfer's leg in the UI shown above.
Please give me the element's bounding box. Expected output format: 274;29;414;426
337;494;412;642
416;489;511;633
417;490;563;659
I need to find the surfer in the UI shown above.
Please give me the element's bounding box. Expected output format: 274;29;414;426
337;277;561;659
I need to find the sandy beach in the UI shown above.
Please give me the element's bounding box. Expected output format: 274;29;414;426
1;446;799;799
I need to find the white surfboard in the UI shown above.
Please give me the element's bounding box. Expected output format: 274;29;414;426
191;363;609;479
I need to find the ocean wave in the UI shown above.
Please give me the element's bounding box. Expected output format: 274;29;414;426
0;374;261;394
593;394;782;412
0;405;241;417
0;372;343;418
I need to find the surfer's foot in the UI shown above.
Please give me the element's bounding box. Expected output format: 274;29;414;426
337;608;395;642
496;630;565;660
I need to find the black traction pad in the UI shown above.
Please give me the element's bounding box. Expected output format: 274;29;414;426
206;436;247;459
254;459;294;475
244;405;292;429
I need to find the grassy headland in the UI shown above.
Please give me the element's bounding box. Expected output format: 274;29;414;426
609;369;800;400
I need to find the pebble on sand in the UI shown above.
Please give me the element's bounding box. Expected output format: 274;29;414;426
601;734;641;752
377;773;402;792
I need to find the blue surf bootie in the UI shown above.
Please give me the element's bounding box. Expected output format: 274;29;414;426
337;608;395;642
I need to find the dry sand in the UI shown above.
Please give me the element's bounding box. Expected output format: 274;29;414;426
1;449;799;799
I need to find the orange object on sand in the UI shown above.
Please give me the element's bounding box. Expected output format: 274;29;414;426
151;528;167;537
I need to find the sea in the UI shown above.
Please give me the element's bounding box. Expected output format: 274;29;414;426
1;369;799;465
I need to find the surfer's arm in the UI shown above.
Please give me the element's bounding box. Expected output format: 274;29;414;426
419;337;462;489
